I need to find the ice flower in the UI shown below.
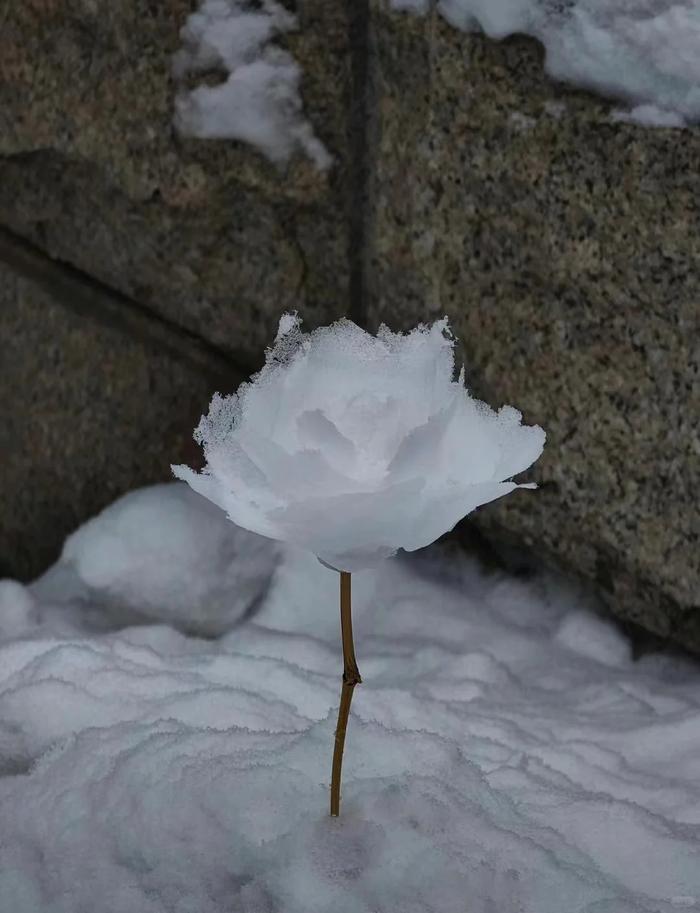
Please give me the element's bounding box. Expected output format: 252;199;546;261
174;310;546;817
172;311;545;573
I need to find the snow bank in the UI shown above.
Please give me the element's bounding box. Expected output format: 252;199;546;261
1;483;700;911
31;483;281;636
394;0;700;127
173;0;332;168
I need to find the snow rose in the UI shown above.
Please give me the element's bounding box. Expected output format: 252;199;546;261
172;312;545;573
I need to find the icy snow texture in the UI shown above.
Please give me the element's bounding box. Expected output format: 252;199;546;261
173;311;545;574
172;0;332;168
394;0;700;126
1;484;700;911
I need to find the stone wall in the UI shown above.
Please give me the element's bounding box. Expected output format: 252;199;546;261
2;2;698;651
0;0;357;362
0;243;226;579
365;6;700;650
1;0;358;577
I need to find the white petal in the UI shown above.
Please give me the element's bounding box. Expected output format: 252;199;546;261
238;428;362;496
171;464;282;540
490;406;546;481
274;311;301;342
437;397;503;485
316;543;399;574
206;439;268;492
171;463;223;508
386;392;460;483
269;476;426;565
399;480;529;553
295;409;356;472
376;316;457;420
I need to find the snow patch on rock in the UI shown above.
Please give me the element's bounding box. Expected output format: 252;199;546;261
173;0;332;168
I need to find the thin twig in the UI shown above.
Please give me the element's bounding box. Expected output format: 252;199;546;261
330;571;362;816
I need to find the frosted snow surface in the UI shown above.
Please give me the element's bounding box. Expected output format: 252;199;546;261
2;484;700;911
173;311;545;574
394;0;700;126
172;0;332;168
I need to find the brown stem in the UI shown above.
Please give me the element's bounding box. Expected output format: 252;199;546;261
330;570;362;817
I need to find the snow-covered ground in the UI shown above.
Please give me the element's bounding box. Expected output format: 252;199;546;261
1;483;699;912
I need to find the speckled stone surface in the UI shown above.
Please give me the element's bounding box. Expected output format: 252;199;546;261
367;6;700;651
0;0;354;360
0;263;223;581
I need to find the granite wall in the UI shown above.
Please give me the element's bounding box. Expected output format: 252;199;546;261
365;7;700;649
1;1;698;651
1;0;358;576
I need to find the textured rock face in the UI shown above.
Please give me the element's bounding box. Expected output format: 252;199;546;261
0;0;355;362
1;0;698;652
0;0;356;578
366;6;700;650
0;260;230;581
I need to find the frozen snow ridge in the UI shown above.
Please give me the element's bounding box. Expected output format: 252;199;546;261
172;0;332;169
393;0;700;127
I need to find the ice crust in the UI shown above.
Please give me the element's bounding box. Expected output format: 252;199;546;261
1;483;700;911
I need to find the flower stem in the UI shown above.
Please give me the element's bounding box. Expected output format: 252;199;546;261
330;571;362;817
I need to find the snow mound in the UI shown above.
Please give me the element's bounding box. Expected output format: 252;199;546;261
173;0;332;169
1;485;700;911
31;483;281;637
395;0;700;127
